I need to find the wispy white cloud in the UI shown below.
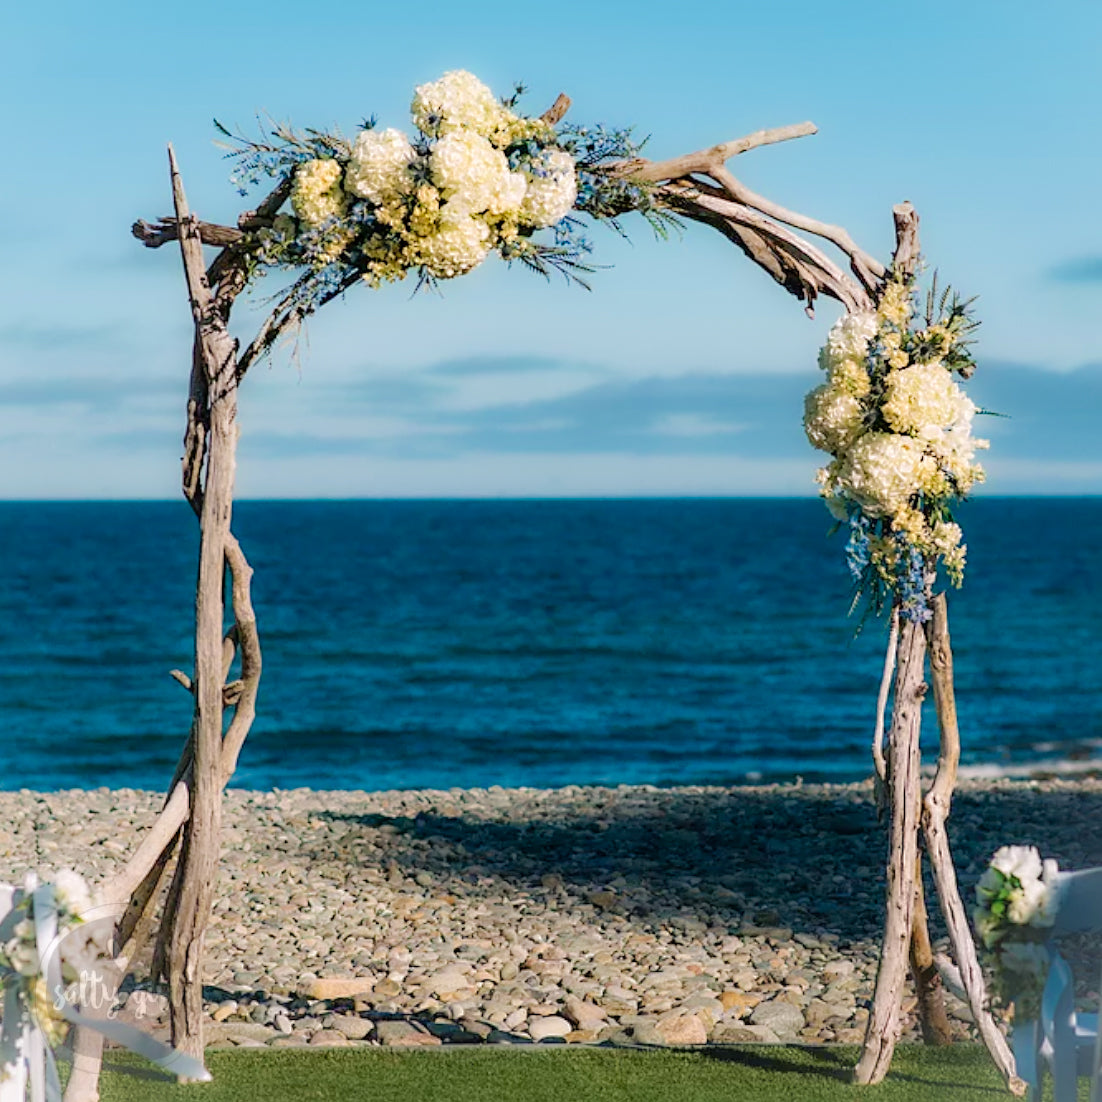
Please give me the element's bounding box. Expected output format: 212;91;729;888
4;353;1101;497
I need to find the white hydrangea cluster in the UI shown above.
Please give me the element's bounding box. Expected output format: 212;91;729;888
805;274;987;606
411;69;510;139
430;130;527;216
414;215;491;278
281;70;578;281
520;149;578;228
882;362;973;439
818;310;878;372
345;128;415;205
803;385;864;455
838;432;930;518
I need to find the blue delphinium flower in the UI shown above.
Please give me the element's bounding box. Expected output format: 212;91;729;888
845;512;872;580
895;536;931;623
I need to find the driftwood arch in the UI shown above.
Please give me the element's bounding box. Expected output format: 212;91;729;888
62;96;1021;1100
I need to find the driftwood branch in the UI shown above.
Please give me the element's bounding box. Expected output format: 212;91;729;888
660;182;873;314
707;165;884;294
614;121;883;311
854;618;927;1084
99;538;260;914
160;143;242;1073
891;202;921;279
236;268;359;378
540;94;571;125
132;218;244;249
922;594;1022;1092
131;179;292;253
873;609;900;788
909;857;953;1045
621;122;818;182
72;533;260;1100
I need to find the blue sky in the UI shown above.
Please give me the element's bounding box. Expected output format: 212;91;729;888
1;0;1099;498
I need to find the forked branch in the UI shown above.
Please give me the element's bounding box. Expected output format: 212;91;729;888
616;121;885;310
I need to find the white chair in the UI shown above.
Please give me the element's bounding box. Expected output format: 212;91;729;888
1012;868;1102;1102
1093;958;1102;1102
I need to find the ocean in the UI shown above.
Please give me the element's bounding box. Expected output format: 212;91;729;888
0;498;1098;792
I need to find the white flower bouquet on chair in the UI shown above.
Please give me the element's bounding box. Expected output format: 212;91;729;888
975;850;1102;1102
1;873;209;1102
974;845;1062;1018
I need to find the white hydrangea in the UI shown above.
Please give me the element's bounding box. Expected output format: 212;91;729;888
430;130;525;216
290;159;346;227
990;845;1043;889
412;70;508;138
803;383;865;455
53;868;92;917
345;127;415;204
882;362;972;439
417;214;491;278
519;149;577;228
839;432;928;517
990;846;1062;927
489;170;528;216
818;311;877;372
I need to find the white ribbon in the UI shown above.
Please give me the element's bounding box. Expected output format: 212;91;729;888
1;876;210;1101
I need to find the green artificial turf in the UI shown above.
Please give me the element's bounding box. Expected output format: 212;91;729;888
90;1044;1057;1102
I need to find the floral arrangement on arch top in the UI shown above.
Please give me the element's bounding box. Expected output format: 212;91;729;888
804;270;989;623
218;70;670;305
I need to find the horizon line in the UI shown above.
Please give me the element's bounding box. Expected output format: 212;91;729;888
1;492;1100;505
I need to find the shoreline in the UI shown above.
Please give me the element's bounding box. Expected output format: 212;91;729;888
4;747;1101;798
3;778;1101;1049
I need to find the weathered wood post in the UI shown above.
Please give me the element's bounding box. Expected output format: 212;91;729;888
159;146;238;1066
850;208;1020;1091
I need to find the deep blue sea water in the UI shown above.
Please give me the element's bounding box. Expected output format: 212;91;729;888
0;499;1098;792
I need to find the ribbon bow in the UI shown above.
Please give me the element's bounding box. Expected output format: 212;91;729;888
1;875;210;1101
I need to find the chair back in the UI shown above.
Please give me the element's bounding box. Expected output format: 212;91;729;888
1053;868;1102;935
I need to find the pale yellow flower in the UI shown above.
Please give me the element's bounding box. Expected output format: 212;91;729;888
291;159;346;227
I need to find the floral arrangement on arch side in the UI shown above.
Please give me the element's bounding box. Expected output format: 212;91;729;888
218;70;672;309
0;871;95;1050
803;271;989;623
973;845;1062;1019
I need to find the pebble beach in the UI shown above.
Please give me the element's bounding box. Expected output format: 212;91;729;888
2;778;1101;1050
